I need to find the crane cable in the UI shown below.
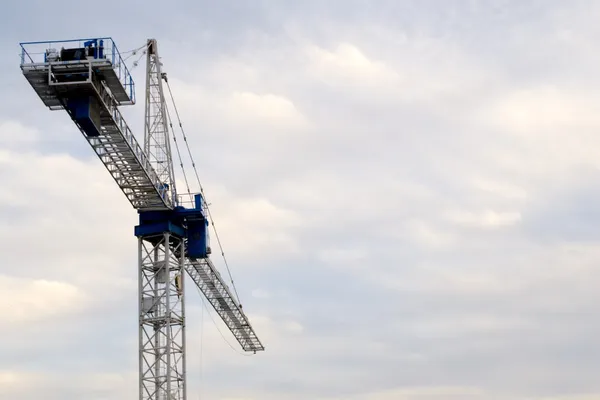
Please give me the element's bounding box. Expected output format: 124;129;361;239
198;295;204;400
130;50;147;69
162;78;208;397
164;79;243;306
122;43;147;60
164;101;193;204
161;76;250;364
120;43;148;70
192;282;254;358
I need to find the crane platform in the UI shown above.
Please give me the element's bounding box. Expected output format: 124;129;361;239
20;38;135;109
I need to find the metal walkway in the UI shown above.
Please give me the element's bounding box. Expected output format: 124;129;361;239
82;80;174;210
186;257;265;352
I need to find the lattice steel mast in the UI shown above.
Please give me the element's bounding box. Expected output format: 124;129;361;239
144;39;177;206
139;232;186;399
19;37;264;400
139;39;186;399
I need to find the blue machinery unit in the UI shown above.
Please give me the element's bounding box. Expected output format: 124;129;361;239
20;37;264;400
135;193;211;259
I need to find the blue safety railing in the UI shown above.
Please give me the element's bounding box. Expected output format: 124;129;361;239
19;37;136;104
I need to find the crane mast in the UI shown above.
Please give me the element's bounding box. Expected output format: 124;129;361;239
19;37;264;400
140;41;185;397
139;230;186;398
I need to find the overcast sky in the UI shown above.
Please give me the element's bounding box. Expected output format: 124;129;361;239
2;1;600;399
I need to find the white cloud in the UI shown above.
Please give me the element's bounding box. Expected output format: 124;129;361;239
471;178;529;201
227;91;309;129
479;85;600;134
443;209;522;228
0;146;136;282
206;187;303;259
0;370;138;400
405;219;457;249
282;320;304;334
472;85;600;176
0;370;22;385
346;386;486;400
167;79;310;139
536;395;600;400
0;275;88;325
0;120;38;147
306;42;400;87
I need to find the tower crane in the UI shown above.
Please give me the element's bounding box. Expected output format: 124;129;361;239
19;37;264;399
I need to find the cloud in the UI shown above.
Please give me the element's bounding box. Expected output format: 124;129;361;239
205;187;304;260
470;178;529;201
227;91;309;129
536;396;600;400
341;386;486;400
0;275;87;325
306;42;400;87
0;120;38;148
0;370;22;385
479;85;600;134
0;370;138;400
443;209;522;228
0;146;136;279
4;1;600;400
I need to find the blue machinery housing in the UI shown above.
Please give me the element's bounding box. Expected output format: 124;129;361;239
67;96;103;137
135;193;211;259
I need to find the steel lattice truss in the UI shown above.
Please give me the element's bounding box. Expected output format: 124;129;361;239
186;258;264;352
144;39;177;206
88;80;173;210
21;60;173;211
139;233;186;400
